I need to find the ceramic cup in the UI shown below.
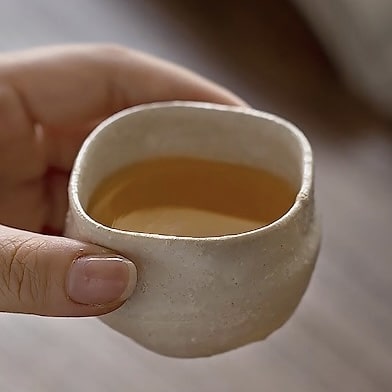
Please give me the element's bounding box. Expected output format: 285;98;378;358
65;101;321;358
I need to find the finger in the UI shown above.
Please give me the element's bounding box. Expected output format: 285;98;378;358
0;84;45;183
45;169;69;233
42;120;103;172
0;180;47;232
0;225;137;317
0;44;247;169
1;44;246;127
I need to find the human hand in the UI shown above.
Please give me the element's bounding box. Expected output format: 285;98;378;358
0;44;245;317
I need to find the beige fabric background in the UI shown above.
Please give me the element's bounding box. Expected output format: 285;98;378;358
293;0;392;114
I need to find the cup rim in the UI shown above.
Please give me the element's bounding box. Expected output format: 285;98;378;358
69;101;314;242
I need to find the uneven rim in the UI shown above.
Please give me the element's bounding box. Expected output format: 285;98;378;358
69;101;314;242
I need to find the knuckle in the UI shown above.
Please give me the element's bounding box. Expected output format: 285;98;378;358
99;43;129;58
94;43;131;112
0;236;48;306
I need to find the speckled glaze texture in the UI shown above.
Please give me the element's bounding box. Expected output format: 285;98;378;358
65;102;321;358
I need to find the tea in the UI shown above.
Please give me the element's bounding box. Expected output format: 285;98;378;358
87;157;296;237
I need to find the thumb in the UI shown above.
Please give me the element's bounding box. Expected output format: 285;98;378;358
0;225;137;317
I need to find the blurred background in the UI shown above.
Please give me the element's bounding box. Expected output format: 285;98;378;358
0;0;391;391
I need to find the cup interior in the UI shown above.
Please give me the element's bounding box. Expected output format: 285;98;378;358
72;102;311;233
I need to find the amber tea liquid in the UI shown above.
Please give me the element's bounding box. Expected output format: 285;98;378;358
87;157;296;237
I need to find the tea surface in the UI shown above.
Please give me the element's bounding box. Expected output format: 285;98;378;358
87;157;296;237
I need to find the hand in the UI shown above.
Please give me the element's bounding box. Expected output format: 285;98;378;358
0;44;245;317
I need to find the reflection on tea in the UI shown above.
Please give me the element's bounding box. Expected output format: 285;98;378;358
87;157;296;237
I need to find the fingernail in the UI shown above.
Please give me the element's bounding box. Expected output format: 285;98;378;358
67;255;137;306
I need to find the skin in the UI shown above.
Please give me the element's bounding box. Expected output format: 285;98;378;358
0;44;245;317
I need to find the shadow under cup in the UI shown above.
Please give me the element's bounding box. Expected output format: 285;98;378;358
66;102;320;358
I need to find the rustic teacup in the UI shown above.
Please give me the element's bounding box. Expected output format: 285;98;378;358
65;101;321;358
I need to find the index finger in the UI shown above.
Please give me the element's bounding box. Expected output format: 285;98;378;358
1;44;246;129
